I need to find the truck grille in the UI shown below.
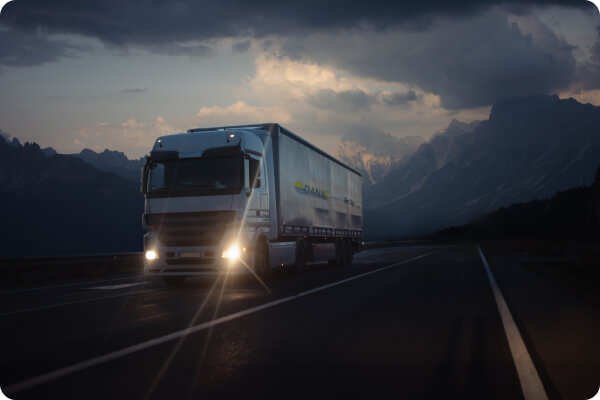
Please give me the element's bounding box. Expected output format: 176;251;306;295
165;258;215;265
145;211;235;247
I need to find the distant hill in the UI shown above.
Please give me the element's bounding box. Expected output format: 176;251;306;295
40;146;145;182
0;136;144;257
71;148;146;183
435;178;600;240
365;95;600;239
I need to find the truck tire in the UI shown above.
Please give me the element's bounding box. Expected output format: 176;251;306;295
345;239;354;266
335;238;344;266
336;239;353;266
295;238;307;274
255;240;270;279
163;276;185;286
341;239;350;266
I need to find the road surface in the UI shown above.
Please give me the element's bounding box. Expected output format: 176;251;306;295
0;244;598;399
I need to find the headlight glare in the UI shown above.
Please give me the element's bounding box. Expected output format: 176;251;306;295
222;245;241;260
145;250;158;261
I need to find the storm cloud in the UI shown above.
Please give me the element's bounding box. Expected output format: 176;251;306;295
307;89;376;113
0;0;594;48
306;89;420;113
0;26;84;68
278;10;579;109
381;91;419;105
0;0;597;110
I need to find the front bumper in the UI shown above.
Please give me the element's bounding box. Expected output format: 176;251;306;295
143;246;253;276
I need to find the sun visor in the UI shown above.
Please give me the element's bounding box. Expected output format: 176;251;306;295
201;144;242;157
149;150;179;161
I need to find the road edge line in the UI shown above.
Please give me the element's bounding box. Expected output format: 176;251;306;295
477;244;549;400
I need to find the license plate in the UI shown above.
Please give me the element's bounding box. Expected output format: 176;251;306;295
179;252;202;258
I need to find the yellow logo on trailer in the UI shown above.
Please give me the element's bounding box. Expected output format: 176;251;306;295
294;180;329;200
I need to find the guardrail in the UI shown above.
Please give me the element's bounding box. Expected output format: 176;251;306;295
361;240;434;249
0;241;435;285
0;252;144;284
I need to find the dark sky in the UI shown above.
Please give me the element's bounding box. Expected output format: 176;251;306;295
0;0;599;156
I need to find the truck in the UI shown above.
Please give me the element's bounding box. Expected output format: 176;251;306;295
141;123;362;285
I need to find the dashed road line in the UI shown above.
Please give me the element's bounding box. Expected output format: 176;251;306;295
3;249;439;395
87;282;150;290
0;289;158;317
0;275;144;294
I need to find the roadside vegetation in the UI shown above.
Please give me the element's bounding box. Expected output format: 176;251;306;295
435;166;600;303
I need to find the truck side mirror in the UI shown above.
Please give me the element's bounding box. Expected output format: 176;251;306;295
244;155;261;193
244;158;250;188
141;163;149;194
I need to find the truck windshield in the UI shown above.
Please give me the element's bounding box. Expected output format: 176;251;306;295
145;156;242;197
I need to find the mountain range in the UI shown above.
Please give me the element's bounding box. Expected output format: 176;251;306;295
337;126;425;185
71;149;145;183
1;94;599;255
0;137;144;257
40;146;146;183
364;95;600;238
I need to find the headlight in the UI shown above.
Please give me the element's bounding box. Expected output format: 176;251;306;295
222;245;241;260
145;250;158;261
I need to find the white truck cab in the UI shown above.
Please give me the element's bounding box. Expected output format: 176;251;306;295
141;123;362;285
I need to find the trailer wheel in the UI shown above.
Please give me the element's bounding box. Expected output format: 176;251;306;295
255;240;270;279
341;240;351;266
335;238;344;266
345;240;354;266
295;238;307;274
163;276;185;286
337;239;353;266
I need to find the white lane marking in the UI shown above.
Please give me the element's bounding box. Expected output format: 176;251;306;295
0;289;158;317
0;386;10;400
354;258;387;264
477;245;549;400
0;275;144;294
87;282;150;290
3;250;439;395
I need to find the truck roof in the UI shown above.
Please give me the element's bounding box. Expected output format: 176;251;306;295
185;123;362;177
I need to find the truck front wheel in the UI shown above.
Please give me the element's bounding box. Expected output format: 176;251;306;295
255;241;270;279
295;238;307;274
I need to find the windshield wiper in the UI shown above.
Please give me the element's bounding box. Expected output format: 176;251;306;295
150;187;170;193
181;184;215;188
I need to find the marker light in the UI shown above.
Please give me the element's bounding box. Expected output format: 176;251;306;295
222;245;241;260
145;250;158;261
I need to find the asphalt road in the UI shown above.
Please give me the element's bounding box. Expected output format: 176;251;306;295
0;244;598;399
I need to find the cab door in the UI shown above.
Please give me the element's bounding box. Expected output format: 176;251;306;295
245;155;268;218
